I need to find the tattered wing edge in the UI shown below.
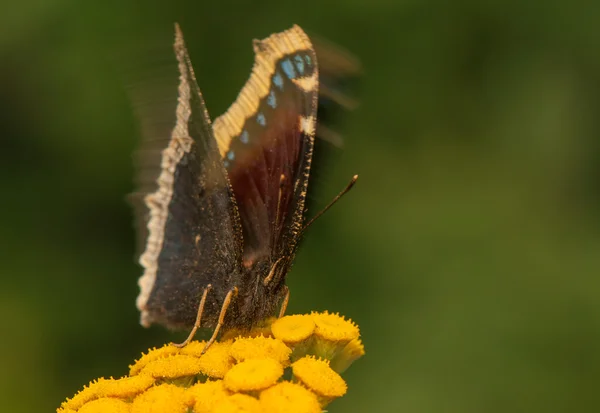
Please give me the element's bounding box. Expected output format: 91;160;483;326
136;24;195;326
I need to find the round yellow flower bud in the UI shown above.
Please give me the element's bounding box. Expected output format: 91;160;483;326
188;380;230;413
271;315;315;345
311;311;359;343
213;394;262;413
230;336;291;365
129;345;180;376
259;381;320;413
131;383;190;413
292;356;347;400
223;358;283;392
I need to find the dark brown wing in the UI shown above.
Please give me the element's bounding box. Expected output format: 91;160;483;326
133;25;243;329
212;26;319;265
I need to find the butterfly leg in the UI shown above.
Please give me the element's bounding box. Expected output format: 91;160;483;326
173;284;212;348
278;285;290;318
202;286;238;354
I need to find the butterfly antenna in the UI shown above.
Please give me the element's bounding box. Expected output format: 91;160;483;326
302;174;358;233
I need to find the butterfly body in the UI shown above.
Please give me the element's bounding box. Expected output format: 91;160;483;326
134;25;318;334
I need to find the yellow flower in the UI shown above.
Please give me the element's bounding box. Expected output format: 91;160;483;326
229;336;292;365
331;337;366;373
78;398;130;413
141;354;204;379
271;314;315;345
60;375;155;411
187;380;230;413
311;311;359;342
310;311;360;361
60;380;101;411
57;312;364;413
194;340;235;378
213;394;262;413
130;340;234;380
177;339;209;356
224;358;283;392
96;375;156;398
259;381;321;413
131;383;190;413
222;318;276;341
129;345;180;376
291;356;347;406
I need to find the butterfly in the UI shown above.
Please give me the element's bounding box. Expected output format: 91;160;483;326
131;24;358;351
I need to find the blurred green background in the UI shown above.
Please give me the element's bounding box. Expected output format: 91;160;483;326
2;1;600;412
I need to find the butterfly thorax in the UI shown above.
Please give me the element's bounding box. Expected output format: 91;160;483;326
230;253;291;328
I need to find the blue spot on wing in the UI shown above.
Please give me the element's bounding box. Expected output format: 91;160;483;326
281;58;296;79
273;72;284;90
304;54;312;66
257;112;266;126
294;55;305;75
267;90;277;108
240;130;249;144
227;150;235;160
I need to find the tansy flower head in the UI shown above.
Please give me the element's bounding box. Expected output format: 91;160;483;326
129;345;180;376
214;393;262;413
230;336;292;365
59;375;155;411
193;340;235;378
57;312;364;413
222;317;276;341
131;383;190;413
291;356;347;406
78;398;130;413
331;337;366;373
259;382;320;413
224;359;283;392
310;311;360;361
312;311;359;342
271;314;315;345
188;380;230;413
140;354;204;379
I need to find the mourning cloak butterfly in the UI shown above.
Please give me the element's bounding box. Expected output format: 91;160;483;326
132;24;357;350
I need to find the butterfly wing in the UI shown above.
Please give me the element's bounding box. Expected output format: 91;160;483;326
212;26;318;267
133;25;243;329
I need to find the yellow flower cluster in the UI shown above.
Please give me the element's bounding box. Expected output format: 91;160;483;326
58;312;364;413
